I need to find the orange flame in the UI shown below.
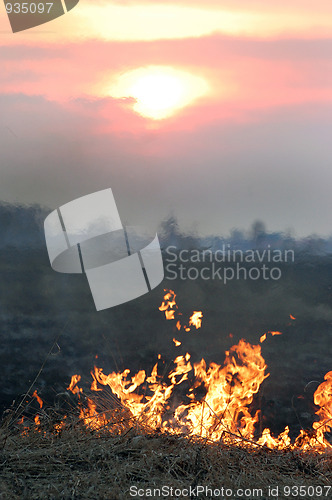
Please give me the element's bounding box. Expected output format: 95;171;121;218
27;290;331;454
189;311;203;330
67;338;271;443
32;390;43;409
67;374;83;395
260;331;282;343
165;310;175;320
312;371;332;448
159;289;177;319
59;338;332;451
159;290;203;333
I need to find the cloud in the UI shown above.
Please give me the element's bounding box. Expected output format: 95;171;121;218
1;10;332;238
90;0;332;17
1;35;332;126
1;92;332;237
2;0;332;44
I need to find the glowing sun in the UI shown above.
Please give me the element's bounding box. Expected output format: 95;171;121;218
109;66;209;120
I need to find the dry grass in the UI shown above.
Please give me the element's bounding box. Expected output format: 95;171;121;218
0;374;331;499
0;410;331;500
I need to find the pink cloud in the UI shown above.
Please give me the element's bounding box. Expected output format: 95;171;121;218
1;35;332;134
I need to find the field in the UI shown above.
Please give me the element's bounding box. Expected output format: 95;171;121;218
0;417;331;499
0;205;331;498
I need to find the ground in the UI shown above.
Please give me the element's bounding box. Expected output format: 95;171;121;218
0;421;331;500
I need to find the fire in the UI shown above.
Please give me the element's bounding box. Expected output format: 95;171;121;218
67;374;83;395
165;310;175;320
257;426;291;449
170;339;268;442
270;331;282;337
24;290;331;454
312;371;332;448
260;331;282;343
159;289;177;318
64;342;331;452
189;311;203;329
159;289;203;333
260;333;267;343
32;389;43;409
60;290;332;452
17;391;44;434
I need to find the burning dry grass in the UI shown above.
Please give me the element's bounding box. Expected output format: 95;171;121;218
1;289;331;498
0;419;331;500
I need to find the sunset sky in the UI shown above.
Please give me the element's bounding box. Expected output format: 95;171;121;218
1;1;332;237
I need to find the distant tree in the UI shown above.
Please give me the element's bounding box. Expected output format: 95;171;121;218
250;220;266;248
159;215;181;247
230;229;245;247
160;215;179;236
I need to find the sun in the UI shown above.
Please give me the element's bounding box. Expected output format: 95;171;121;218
108;66;209;120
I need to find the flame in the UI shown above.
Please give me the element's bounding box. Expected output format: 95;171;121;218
23;290;331;454
165;310;175;320
66;339;271;443
63;333;331;452
58;290;331;452
78;397;109;431
290;314;296;320
189;311;203;330
260;331;282;343
257;426;291;449
160;290;203;333
171;340;269;442
32;390;43;409
67;374;83;395
53;418;66;433
311;371;332;448
159;289;177;318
